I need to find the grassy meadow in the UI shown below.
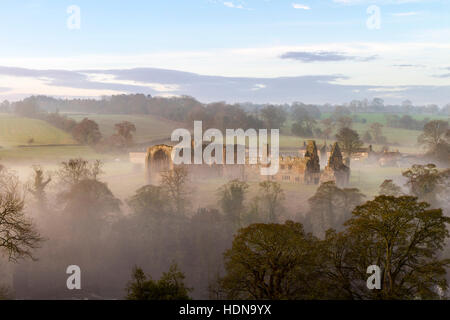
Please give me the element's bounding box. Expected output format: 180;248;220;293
0;113;183;164
0;113;76;147
0;113;98;163
281;112;449;153
67;114;184;144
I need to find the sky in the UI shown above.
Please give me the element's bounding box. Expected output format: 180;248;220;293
0;0;450;104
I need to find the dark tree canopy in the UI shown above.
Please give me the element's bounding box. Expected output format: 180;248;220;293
260;105;287;130
72;118;102;145
126;264;191;300
219;221;324;300
418;120;449;150
335;127;363;163
305;181;365;236
324;195;450;299
217;179;249;229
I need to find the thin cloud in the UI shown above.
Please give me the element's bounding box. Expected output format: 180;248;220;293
433;73;450;78
0;66;160;94
392;64;425;68
391;12;419;16
1;66;449;104
251;84;267;91
292;3;311;10
223;1;244;9
280;51;378;62
333;0;434;4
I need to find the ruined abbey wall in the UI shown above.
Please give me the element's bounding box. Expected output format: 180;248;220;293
141;140;351;186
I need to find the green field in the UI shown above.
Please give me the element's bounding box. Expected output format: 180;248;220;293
0;113;185;163
1;110;444;162
0;113;105;164
279;132;419;154
0;114;76;147
0;112;188;164
350;113;448;149
67;114;184;143
0;145;107;163
320;112;449;125
352;123;420;150
281;112;449;153
0;111;432;164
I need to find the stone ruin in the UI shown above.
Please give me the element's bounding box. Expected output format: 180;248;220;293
145;144;174;184
319;143;328;167
303;140;321;184
321;142;350;187
144;143;245;184
142;140;326;186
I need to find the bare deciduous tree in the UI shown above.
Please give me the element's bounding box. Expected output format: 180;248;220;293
28;165;51;206
160;166;190;215
57;158;104;185
0;169;42;261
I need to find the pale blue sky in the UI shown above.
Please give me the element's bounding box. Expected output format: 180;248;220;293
0;0;449;103
0;0;447;55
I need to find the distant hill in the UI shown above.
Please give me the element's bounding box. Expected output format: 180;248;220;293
0;113;76;147
2;66;450;105
0;113;184;162
66;114;184;144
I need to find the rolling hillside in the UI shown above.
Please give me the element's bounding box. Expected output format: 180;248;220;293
67;114;184;144
280;112;449;153
0;113;77;147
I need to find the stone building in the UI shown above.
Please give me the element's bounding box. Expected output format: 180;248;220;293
131;139;325;186
304;140;321;184
378;150;402;167
351;145;373;162
144;144;174;184
261;140;321;185
321;142;350;187
142;143;245;184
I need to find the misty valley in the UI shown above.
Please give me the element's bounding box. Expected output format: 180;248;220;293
1;2;450;307
0;94;448;301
